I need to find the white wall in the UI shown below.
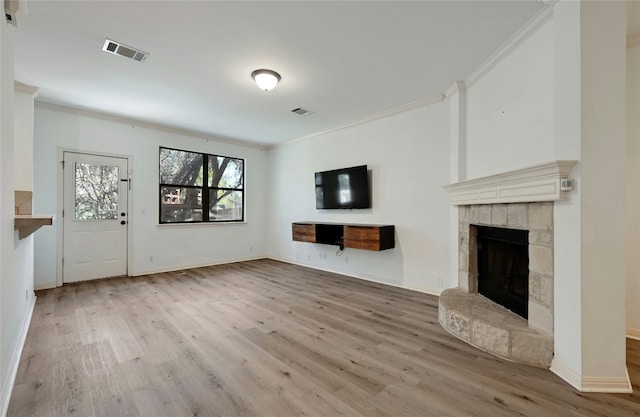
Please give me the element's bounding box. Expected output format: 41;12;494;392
465;19;554;179
461;1;629;391
626;42;640;337
0;19;37;416
461;10;586;381
267;103;450;293
551;0;583;387
33;105;269;289
13;85;35;191
577;0;627;384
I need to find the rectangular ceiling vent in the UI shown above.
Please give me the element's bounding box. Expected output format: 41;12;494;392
291;107;314;116
102;39;149;62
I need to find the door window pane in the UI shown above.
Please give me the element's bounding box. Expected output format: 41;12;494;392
75;163;119;220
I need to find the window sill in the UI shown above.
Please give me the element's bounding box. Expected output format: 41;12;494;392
157;221;247;228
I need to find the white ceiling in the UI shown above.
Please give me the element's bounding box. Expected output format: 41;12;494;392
14;1;547;147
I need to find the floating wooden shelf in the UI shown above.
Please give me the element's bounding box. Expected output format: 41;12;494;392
15;215;54;239
292;222;395;251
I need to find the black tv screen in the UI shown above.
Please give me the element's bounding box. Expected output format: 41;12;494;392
315;165;370;209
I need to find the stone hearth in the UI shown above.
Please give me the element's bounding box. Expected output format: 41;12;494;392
438;288;553;367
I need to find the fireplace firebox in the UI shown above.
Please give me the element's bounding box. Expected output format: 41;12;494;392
477;226;529;319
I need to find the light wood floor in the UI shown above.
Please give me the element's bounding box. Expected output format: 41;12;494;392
7;259;640;417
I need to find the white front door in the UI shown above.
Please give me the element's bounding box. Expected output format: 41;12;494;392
63;152;129;283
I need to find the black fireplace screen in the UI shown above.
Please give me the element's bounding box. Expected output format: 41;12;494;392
477;226;529;319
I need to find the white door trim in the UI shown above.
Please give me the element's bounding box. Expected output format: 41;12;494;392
56;147;133;286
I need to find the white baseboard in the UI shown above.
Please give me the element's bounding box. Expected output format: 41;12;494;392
627;328;640;340
1;295;36;417
50;256;444;298
550;358;582;391
37;257;269;286
581;371;632;393
269;256;443;297
34;283;56;291
131;255;267;277
550;358;632;393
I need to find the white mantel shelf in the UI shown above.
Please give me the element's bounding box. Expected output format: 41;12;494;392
15;215;54;239
443;160;578;206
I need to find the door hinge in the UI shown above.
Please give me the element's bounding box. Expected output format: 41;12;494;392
61;160;65;169
62;257;64;266
62;209;64;218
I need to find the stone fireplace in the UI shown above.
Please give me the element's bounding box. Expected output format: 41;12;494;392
439;161;576;368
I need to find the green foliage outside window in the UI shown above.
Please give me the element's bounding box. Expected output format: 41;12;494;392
159;147;244;223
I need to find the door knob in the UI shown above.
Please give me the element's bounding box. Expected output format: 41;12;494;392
121;212;126;217
120;220;126;225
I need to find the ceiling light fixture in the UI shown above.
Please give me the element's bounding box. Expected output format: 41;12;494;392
251;69;281;91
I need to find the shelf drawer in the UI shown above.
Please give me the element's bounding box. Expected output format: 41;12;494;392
292;223;316;243
344;225;395;251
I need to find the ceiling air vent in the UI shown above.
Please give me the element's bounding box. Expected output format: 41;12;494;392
102;39;149;62
291;107;314;116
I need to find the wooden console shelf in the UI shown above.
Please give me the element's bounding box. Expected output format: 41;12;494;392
292;222;395;251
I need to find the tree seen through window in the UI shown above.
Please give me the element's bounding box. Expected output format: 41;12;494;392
159;147;244;223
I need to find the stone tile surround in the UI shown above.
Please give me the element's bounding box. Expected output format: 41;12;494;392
439;202;554;368
460;202;554;336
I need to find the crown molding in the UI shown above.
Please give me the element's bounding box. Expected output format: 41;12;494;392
464;5;554;90
270;93;445;150
443;160;578;206
444;81;466;98
34;101;267;151
14;81;39;96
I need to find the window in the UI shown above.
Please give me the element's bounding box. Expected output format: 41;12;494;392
159;147;244;223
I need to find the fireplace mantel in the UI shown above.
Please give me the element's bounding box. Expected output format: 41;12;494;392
443;161;578;206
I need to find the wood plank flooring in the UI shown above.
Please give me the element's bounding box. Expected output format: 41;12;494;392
7;259;640;416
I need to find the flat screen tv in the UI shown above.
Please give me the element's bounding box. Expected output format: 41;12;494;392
315;165;370;209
